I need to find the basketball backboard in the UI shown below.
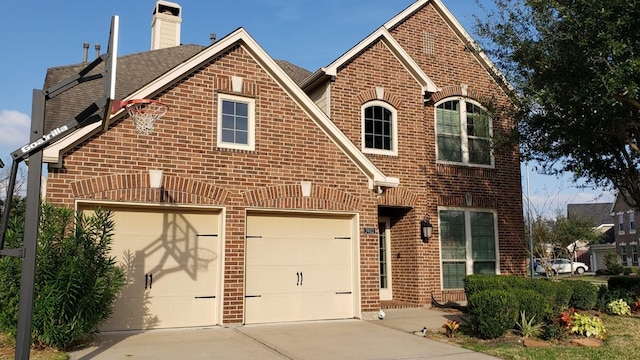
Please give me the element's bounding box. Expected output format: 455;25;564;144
102;15;119;131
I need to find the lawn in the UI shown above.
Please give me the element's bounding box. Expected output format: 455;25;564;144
0;333;67;360
426;312;640;360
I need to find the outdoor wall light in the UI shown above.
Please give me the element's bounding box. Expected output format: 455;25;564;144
420;214;433;243
149;170;164;189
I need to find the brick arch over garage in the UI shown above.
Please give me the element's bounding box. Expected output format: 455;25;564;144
71;173;231;205
242;184;362;211
377;187;419;207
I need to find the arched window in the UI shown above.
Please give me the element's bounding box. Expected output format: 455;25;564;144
436;98;492;166
361;101;397;156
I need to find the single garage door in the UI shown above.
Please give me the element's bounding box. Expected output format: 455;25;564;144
79;204;221;331
245;212;355;324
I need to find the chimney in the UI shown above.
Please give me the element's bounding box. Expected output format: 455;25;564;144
151;0;182;50
95;44;101;59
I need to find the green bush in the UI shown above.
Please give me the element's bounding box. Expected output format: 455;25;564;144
566;281;598;310
608;276;640;298
524;279;572;313
513;288;553;323
0;204;124;349
603;252;624;275
467;289;519;339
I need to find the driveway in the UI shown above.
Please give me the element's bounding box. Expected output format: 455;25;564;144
69;309;500;360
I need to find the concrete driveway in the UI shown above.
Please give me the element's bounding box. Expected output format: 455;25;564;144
69;309;500;360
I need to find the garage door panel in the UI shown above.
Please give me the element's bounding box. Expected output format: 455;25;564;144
245;213;355;324
80;205;221;331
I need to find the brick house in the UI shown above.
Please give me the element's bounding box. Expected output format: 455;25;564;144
41;0;525;330
612;194;640;268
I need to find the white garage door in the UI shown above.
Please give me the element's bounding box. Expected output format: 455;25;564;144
80;204;221;331
245;212;355;324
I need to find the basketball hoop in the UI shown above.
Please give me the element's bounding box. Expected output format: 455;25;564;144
112;99;168;135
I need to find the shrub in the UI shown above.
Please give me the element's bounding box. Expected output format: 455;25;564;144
607;299;631;316
513;288;553;323
540;320;568;341
609;276;640;298
515;311;543;338
525;279;573;313
571;312;606;339
603;252;624;275
463;274;522;299
0;204;124;349
467;289;519;339
596;284;634;312
566;280;598;310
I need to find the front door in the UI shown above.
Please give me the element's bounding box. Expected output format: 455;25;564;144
379;218;392;300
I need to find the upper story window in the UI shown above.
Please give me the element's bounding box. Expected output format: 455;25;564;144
629;212;636;233
618;213;625;234
436;98;492;166
361;101;397;156
217;93;255;151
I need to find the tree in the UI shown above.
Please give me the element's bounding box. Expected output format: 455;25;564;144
474;0;640;207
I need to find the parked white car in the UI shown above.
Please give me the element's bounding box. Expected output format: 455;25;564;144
535;258;589;275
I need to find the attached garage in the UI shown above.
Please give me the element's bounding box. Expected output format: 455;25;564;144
79;203;223;331
245;212;357;324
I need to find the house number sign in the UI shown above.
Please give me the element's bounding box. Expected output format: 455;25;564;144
363;226;377;234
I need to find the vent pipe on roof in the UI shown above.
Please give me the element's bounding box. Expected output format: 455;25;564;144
210;33;216;44
94;44;101;59
82;42;89;63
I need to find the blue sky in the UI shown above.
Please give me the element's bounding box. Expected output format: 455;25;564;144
0;0;615;214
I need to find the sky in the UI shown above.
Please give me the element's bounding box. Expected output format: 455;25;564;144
0;0;615;215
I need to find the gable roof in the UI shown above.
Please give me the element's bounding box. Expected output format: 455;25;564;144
42;28;399;189
567;203;614;226
301;0;511;96
300;27;439;95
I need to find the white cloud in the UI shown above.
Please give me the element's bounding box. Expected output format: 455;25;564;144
0;109;30;152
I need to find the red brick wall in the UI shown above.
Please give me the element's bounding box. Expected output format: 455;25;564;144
326;3;526;303
46;45;381;323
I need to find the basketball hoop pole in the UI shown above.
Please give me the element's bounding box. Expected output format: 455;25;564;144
0;23;117;359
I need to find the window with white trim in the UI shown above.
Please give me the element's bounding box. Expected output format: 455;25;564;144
436;98;492;166
217;93;255;151
629;212;635;233
621;244;627;258
632;245;638;265
440;209;498;289
618;213;625;234
361;101;397;156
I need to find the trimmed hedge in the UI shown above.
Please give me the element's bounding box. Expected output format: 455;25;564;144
513;288;553;322
464;274;527;299
566;280;598;310
608;276;640;298
468;289;519;339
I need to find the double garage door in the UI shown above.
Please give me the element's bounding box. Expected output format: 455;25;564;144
245;212;356;324
80;205;355;329
79;204;221;331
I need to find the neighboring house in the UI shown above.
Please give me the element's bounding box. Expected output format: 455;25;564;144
41;0;525;330
566;203;614;270
612;194;640;268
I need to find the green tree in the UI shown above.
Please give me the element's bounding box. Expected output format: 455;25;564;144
0;204;124;349
475;0;640;207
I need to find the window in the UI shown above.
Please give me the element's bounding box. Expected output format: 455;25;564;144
440;209;498;289
629;212;636;233
618;213;625;234
621;245;627;257
362;101;397;155
632;245;638;265
217;94;255;150
436;98;492;166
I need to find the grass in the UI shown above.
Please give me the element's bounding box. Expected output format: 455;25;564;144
0;333;67;360
426;313;640;360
